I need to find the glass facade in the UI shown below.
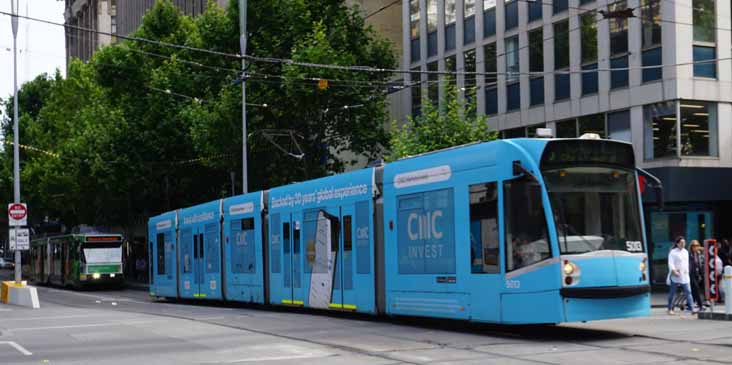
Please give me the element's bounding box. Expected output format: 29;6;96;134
581;13;598;96
553;0;568;14
644;102;677;159
410;0;420;63
483;0;496;37
642;47;662;82
427;0;438;57
484;43;497;115
445;55;457;91
505;0;518;31
505;36;519;83
578;114;606;137
507;82;521;111
445;0;456;51
693;46;716;78
611;56;629;89
464;0;476;45
528;0;542;22
411;67;422;116
529;28;544;106
464;49;477;111
680;101;718;157
427;61;438;106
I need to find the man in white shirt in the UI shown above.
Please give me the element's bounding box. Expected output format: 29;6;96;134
667;236;696;314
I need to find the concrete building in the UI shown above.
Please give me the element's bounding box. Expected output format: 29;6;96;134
401;0;732;283
62;0;227;64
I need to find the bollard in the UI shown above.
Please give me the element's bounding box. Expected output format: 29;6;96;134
725;266;732;315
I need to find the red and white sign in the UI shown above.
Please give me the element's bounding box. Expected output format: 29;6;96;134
7;203;27;226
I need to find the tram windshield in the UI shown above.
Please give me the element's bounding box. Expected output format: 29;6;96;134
82;242;123;264
543;166;644;255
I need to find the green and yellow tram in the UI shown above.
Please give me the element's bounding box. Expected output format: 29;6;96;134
28;233;125;288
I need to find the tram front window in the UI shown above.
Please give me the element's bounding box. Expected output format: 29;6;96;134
544;167;643;254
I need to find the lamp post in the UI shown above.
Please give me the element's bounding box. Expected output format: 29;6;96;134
238;0;248;194
10;0;22;283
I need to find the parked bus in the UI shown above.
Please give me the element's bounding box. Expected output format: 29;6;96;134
28;233;125;288
149;136;661;324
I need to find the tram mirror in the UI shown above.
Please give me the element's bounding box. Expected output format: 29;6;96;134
636;167;664;210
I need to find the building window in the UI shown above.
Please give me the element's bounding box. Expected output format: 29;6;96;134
486;87;498;115
580;13;598;95
507;83;521;111
505;0;518;31
582;63;599;95
608;110;631;142
505;36;519;84
469;182;499;274
556;119;577;138
578;114;606;138
445;0;457;51
427;0;438;57
411;67;422;116
553;0;568;14
445;55;457;91
529;28;544;106
410;0;420;63
528;0;542;22
693;0;716;78
693;46;717;78
554;20;570;101
642;47;663;82
609;1;628;89
427;61;439;106
580;0;594;4
644;101;676;160
485;43;498;115
641;0;662;82
680;101;718;156
464;0;476;45
505;36;520;111
693;0;715;43
464;49;477;113
610;56;628;89
484;0;496;37
503;127;526;138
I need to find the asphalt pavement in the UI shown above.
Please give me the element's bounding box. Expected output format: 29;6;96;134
0;273;730;364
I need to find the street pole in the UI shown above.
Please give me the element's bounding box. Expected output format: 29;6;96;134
10;0;21;283
238;0;248;194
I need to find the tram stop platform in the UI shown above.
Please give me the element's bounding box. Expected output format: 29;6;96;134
1;281;40;309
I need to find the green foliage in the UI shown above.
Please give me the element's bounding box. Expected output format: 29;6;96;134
0;0;397;231
387;88;498;162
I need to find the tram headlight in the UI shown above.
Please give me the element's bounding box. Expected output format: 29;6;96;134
563;262;576;275
640;258;647;272
92;273;101;280
110;273;116;278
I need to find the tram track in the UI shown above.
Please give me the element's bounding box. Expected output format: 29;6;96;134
34;286;732;365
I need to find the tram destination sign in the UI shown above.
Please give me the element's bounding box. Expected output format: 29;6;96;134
7;203;27;226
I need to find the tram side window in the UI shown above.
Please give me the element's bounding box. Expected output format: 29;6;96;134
156;233;166;275
469;182;500;273
504;178;551;271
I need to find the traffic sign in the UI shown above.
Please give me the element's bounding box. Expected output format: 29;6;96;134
9;228;29;251
7;203;27;227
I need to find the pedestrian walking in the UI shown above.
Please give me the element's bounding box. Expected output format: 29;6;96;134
667;236;696;315
688;240;705;311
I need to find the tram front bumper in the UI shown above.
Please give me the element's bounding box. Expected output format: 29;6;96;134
560;285;651;322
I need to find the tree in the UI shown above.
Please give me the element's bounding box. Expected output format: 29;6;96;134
387;88;498;162
0;0;398;233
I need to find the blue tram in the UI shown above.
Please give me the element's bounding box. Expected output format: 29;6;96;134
149;137;658;324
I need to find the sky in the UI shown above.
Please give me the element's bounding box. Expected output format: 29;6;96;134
0;0;66;120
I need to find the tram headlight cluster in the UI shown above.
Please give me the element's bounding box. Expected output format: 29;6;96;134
92;273;101;280
562;260;581;286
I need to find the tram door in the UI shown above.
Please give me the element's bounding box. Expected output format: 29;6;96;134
200;223;222;299
281;213;305;306
179;227;196;298
330;205;355;310
151;228;177;298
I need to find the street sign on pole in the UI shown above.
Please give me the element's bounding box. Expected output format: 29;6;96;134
9;228;29;251
8;203;27;227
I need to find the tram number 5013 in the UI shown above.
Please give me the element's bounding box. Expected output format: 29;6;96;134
625;241;643;252
505;279;521;289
